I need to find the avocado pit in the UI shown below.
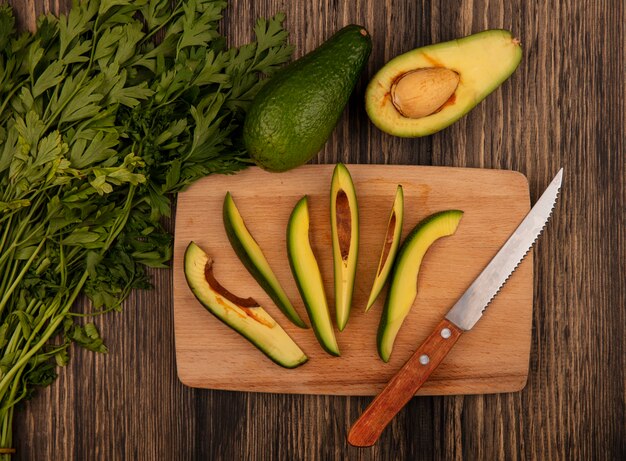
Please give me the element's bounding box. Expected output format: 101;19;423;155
390;67;460;119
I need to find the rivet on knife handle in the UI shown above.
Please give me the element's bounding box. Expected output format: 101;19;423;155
347;319;463;447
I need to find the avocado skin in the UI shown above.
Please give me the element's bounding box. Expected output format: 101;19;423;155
244;25;372;172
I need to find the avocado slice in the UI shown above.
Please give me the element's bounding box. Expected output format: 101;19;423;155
365;185;404;311
223;192;307;328
330;164;359;331
377;210;463;362
244;25;372;172
287;197;340;356
184;242;308;368
365;30;522;137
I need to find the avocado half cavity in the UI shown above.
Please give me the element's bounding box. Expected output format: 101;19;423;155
365;185;404;311
330;164;359;331
366;30;522;137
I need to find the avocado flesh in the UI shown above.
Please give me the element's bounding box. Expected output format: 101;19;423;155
330;163;359;331
183;242;308;369
244;25;372;172
223;193;307;328
377;210;463;362
366;185;404;311
366;30;522;137
287;197;340;356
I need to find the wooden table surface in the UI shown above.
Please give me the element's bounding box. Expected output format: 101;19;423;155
9;0;624;460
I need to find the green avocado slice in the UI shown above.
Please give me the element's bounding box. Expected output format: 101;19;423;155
365;185;404;311
377;210;463;362
223;192;307;328
366;30;522;137
330;163;359;331
184;242;308;369
287;197;340;356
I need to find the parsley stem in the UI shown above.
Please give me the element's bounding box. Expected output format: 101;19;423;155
4;299;40;354
0;194;48;269
0;238;45;316
138;1;184;47
0;294;64;398
0;187;141;392
0;406;12;459
0;80;26;122
0;214;12;260
0;367;25;414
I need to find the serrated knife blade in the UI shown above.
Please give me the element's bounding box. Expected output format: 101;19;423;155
348;168;563;447
446;167;563;330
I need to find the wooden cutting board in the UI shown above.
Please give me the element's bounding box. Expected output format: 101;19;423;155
173;165;532;396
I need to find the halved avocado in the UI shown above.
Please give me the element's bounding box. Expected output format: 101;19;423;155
330;163;359;331
223;192;307;328
366;30;522;137
184;242;308;368
287;197;340;356
365;185;404;311
377;210;463;362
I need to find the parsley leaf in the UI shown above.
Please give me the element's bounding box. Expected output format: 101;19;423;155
0;1;293;452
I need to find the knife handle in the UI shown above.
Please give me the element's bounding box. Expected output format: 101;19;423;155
348;318;463;447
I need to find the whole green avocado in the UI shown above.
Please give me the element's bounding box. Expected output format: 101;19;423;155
243;25;372;172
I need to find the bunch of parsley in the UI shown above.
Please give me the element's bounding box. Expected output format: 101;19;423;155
0;0;292;454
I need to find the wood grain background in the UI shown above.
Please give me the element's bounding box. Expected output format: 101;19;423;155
8;0;625;460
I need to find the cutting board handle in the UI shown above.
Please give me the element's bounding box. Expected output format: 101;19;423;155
348;318;463;447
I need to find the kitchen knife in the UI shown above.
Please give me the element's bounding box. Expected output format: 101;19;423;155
348;168;563;447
